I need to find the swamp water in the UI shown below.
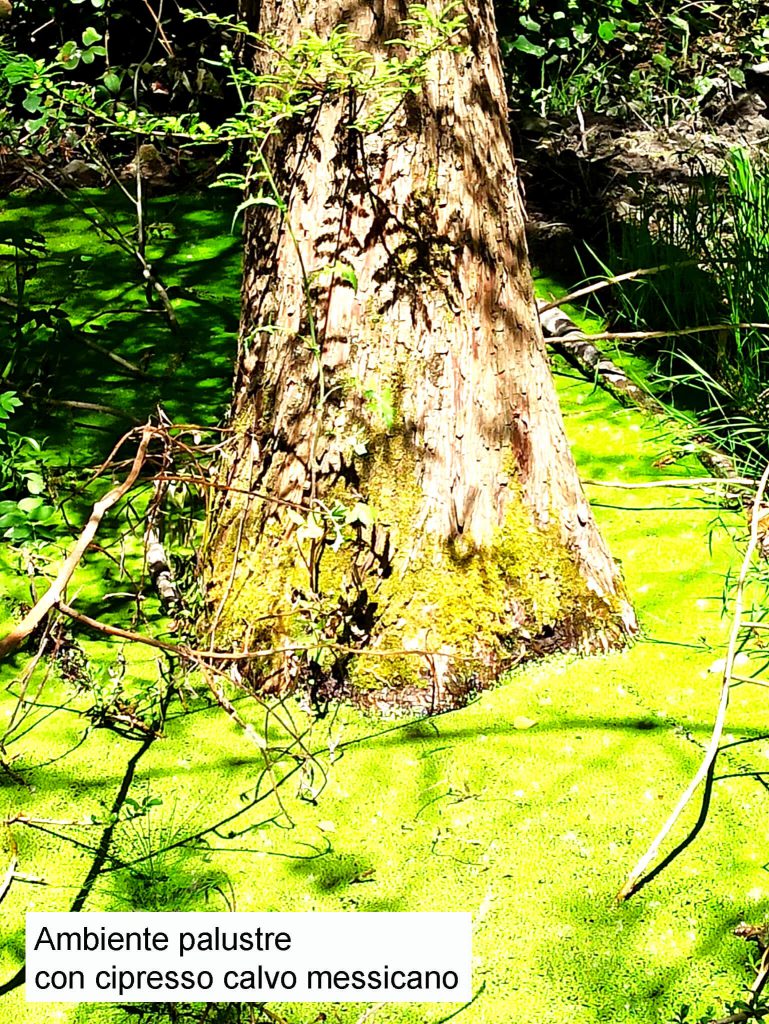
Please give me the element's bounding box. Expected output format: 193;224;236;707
0;197;766;1024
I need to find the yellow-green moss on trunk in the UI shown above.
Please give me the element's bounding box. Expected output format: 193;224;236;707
203;430;623;707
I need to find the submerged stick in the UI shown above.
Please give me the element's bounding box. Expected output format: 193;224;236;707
0;426;153;661
617;462;769;901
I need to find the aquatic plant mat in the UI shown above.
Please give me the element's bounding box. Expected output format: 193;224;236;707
2;201;769;1024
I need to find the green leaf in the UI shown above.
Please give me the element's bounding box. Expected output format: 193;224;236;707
339;264;358;291
508;35;546;58
30;504;55;523
103;71;122;93
231;194;283;231
3;60;33;85
22;91;42;113
0;392;22;419
667;14;689;33
24;114;52;133
597;20;617;42
24;472;45;494
653;52;673;70
58;41;81;69
17;495;43;513
82;26;102;46
519;15;540;32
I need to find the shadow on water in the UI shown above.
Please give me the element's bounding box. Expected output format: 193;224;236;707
0;188;242;466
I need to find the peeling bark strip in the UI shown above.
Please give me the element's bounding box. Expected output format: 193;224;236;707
205;0;636;708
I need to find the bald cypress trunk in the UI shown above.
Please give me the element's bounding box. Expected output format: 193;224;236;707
203;0;636;712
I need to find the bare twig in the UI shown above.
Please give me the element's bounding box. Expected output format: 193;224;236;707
140;0;175;57
0;426;154;660
537;260;699;313
56;601;478;664
540;302;740;480
58;602;181;654
709;1010;769;1024
1;619;56;751
0;856;18;906
78;334;151;378
565;322;769;344
729;675;769;689
12;389;139;423
260;1006;291;1024
617;462;769;901
354;1004;387;1024
583;476;754;490
4;814;104;828
0;831;18;907
190;656;293;824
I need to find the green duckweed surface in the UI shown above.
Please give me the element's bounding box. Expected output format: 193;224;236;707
1;202;767;1024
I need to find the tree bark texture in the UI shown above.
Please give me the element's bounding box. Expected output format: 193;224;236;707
204;0;636;711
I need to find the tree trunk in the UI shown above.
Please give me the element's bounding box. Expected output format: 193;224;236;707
203;0;636;713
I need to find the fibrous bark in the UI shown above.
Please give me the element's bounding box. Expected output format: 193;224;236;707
204;0;636;711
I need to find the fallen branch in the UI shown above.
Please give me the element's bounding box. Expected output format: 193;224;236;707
617;462;769;901
540;302;661;413
539;301;739;480
0;425;154;661
145;527;182;613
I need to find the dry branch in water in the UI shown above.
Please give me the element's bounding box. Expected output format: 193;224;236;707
536;260;699;313
0;831;19;907
617;462;769;901
0;425;154;661
538;302;739;480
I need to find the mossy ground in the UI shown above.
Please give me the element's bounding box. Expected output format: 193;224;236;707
1;207;767;1024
